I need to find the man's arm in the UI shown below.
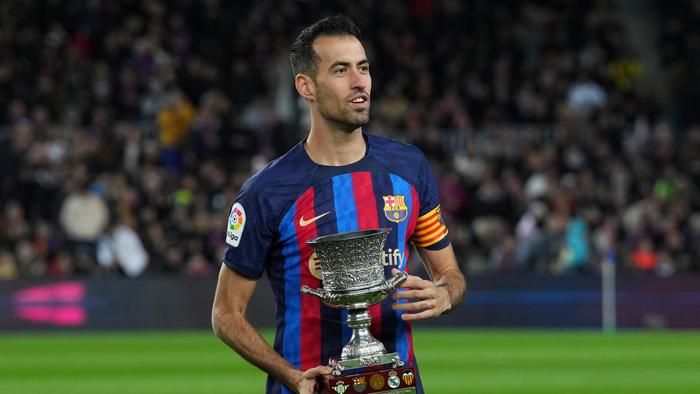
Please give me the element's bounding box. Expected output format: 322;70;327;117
211;264;331;393
391;243;467;320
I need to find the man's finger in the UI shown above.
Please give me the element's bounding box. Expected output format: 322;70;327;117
392;300;435;311
392;270;431;289
304;365;333;378
318;366;334;375
400;309;437;321
392;289;428;300
402;277;431;289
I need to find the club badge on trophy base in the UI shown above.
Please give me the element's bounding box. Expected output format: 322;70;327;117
301;229;417;394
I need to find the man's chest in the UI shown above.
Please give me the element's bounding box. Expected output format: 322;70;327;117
276;172;420;270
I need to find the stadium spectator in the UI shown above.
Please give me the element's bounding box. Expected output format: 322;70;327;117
58;169;109;275
0;250;18;280
157;87;196;170
97;218;149;278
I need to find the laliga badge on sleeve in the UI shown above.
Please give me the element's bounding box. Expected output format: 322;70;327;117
226;202;246;247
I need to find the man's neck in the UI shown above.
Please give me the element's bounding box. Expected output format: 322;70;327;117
305;119;366;166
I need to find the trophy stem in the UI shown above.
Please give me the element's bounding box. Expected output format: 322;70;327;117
341;307;387;360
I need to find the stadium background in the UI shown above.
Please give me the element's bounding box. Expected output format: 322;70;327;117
1;0;699;393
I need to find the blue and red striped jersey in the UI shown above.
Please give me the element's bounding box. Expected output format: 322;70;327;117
223;133;449;394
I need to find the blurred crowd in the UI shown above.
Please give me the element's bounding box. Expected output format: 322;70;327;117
656;0;700;131
0;0;698;280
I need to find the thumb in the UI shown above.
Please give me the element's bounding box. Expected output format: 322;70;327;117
304;365;333;378
391;268;401;276
316;366;333;376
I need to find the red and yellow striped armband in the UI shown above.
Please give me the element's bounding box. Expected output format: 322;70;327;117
412;205;448;248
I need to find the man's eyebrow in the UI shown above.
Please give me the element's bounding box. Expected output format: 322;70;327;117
328;59;370;71
328;61;350;71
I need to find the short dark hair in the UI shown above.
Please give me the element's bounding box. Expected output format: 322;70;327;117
290;15;362;79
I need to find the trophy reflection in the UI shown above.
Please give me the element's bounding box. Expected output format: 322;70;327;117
301;229;417;394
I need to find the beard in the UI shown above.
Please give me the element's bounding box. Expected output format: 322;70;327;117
316;86;370;133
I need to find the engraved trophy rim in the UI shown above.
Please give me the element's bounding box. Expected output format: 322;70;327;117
307;228;390;246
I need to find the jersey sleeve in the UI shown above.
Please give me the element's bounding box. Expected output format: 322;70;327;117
222;178;274;279
412;151;450;250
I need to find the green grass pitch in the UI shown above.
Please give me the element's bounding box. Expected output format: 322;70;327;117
1;329;699;393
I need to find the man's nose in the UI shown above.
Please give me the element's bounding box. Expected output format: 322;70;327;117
349;68;367;90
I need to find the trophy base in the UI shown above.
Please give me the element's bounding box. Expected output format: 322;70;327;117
322;367;417;394
331;353;403;375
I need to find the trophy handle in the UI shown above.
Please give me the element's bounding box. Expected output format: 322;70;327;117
301;285;342;305
381;271;408;294
301;285;327;299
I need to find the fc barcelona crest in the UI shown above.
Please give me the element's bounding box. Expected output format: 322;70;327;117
383;195;408;223
352;376;367;392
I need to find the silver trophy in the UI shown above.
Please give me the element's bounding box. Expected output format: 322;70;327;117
301;229;409;377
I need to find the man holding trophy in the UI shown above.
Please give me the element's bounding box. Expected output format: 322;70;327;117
212;15;467;394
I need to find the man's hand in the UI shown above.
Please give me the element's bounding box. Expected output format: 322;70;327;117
294;365;334;394
390;268;452;321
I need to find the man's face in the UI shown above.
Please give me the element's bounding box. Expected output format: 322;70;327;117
311;35;371;131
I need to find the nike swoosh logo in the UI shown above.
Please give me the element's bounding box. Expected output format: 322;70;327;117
299;212;330;227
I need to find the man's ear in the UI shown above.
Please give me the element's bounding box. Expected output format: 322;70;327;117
295;74;315;101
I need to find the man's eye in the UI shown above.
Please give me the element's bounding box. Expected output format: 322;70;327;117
335;68;346;75
360;66;370;73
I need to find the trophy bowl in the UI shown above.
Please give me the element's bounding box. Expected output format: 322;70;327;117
301;229;407;309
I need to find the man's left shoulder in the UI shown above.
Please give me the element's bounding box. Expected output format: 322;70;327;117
367;134;427;162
